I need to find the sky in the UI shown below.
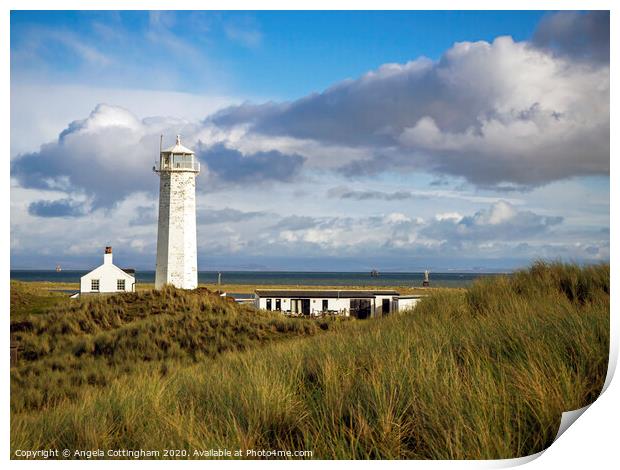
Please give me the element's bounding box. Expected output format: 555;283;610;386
10;10;610;271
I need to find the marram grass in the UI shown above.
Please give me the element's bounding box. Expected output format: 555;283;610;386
10;262;609;459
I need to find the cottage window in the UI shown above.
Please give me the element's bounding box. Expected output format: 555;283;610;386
322;299;329;312
266;299;272;311
275;299;281;311
91;279;100;291
117;279;126;291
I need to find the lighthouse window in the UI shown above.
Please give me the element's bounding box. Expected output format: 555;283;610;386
172;154;194;169
117;279;126;291
91;279;100;291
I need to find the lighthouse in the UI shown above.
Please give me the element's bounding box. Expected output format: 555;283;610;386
154;135;200;289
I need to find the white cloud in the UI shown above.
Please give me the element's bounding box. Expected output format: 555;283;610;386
11;84;241;157
435;212;463;222
480;201;517;225
11;103;306;208
211;32;609;188
10;180;607;269
421;201;563;243
9;12;609;270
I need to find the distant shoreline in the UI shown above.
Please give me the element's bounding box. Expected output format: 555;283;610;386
11;270;507;289
10;269;514;273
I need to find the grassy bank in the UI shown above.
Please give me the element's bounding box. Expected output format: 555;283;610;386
15;280;441;295
10;281;68;318
10;284;346;413
10;262;609;459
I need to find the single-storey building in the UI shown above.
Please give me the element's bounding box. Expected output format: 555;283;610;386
254;289;423;318
80;246;136;295
397;295;424;312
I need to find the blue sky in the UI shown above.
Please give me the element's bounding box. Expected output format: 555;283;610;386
11;11;547;98
10;10;610;271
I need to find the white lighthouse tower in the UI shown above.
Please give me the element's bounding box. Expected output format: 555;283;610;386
154;135;200;289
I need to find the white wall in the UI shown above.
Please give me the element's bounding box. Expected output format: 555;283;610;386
374;295;397;316
155;170;198;290
255;295;421;316
256;296;352;315
397;297;422;311
255;296;380;316
80;262;135;294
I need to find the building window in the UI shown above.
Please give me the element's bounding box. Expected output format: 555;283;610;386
91;279;100;291
266;299;272;311
117;279;126;291
322;299;329;312
275;299;281;311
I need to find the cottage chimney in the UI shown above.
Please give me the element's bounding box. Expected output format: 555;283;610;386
104;246;113;265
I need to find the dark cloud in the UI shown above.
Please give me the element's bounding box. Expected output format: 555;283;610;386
11;104;306;210
270;215;320;231
533;11;609;64
430;178;451;187
28;198;86;217
336;154;403;178
129;204;270;226
327;187;424;201
11;104;163;209
196;143;305;184
210;59;445;147
198;207;269;225
129;205;157;226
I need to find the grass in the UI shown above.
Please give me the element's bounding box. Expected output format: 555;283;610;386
10;262;609;459
18;280;444;295
10;281;68;318
10;284;346;414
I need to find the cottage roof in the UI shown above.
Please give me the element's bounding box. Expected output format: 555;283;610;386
162;135;194;154
254;289;400;298
80;262;136;281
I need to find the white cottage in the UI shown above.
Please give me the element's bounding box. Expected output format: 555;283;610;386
254;289;423;318
80;247;136;294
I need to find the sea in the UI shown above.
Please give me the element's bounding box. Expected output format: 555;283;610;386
10;270;506;288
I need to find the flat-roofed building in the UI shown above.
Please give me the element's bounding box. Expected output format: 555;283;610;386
254;289;422;318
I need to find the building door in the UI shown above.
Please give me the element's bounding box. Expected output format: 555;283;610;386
275;299;281;311
382;298;391;316
301;299;311;315
350;299;372;319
